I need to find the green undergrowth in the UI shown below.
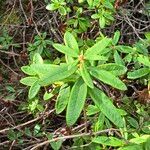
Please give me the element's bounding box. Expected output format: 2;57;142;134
0;0;150;149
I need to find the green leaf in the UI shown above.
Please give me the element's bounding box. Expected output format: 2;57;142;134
103;1;114;9
92;136;125;147
7;129;17;141
43;91;54;101
20;77;38;86
87;0;93;7
33;53;43;64
64;31;79;54
127;68;149;79
145;32;150;40
58;6;67;15
86;105;100;116
66;78;87;126
104;13;114;21
130;135;150;144
39;63;77;86
127;116;139;128
80;63;94;88
85;55;108;61
47;133;62;150
78;0;84;3
53;44;78;57
28;81;41;99
85;37;111;59
34;124;41;135
91;14;100;19
115;46;133;53
46;4;59;11
65;55;74;64
137;55;150;67
99;16;105;29
114;51;125;66
30;64;59;78
144;137;150;150
90;68;127;90
28;99;39;112
55;85;70;114
118;144;143;150
124;53;132;63
89;87;124;127
112;30;120;45
95;113;105;131
142;121;150;134
21;66;36;75
97;63;127;76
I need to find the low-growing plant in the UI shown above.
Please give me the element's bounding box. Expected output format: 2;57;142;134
0;28;17;50
66;7;91;33
126;33;150;87
46;0;71;15
90;0;115;28
46;0;116;33
21;31;127;127
18;1;150;149
27;32;52;59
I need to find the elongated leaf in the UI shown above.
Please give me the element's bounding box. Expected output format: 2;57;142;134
53;44;78;57
119;144;143;150
28;81;40;99
64;31;79;54
21;66;36;75
86;105;100;116
124;53;132;63
114;51;125;66
47;133;62;150
112;30;120;45
130;135;150;144
87;0;93;7
80;63;94;88
137;55;150;67
58;6;67;15
66;78;87;126
55;85;70;114
127;68;149;79
68;59;79;70
30;64;59;78
127;116;139;128
33;53;43;64
65;55;74;64
20;77;38;86
46;4;59;11
115;46;133;53
99;16;105;28
85;55;108;61
90;68;127;90
39;63;77;86
96;113;105;130
85;37;111;58
89;87;124;127
43;91;54;101
92;136;125;147
97;63;127;76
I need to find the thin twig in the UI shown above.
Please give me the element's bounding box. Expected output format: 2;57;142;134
0;109;55;134
0;0;17;29
30;128;119;150
0;59;19;76
19;0;28;24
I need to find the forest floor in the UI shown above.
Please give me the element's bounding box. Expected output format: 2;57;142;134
0;0;150;150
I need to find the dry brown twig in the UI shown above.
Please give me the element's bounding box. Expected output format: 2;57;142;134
0;58;19;76
0;109;55;134
30;128;120;150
